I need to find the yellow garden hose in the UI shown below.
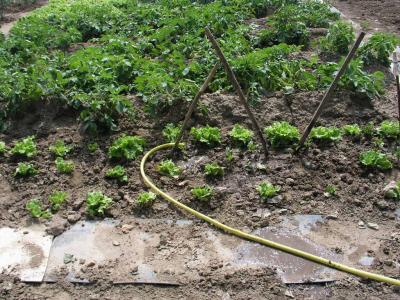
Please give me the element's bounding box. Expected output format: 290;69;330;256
140;143;400;286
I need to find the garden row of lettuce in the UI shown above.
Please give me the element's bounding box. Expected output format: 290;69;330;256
0;0;399;133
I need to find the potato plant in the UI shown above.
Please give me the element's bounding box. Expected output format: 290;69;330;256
319;21;355;55
358;32;400;67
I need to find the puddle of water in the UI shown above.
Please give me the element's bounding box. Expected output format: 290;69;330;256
358;256;374;266
293;215;324;235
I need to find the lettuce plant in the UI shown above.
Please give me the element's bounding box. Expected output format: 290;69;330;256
359;150;392;170
229;124;253;147
378;120;400;139
105;165;128;183
15;163;37;177
191;185;213;201
86;191;112;216
108;135;146;160
10;136;37;158
55;157;75;174
257;182;280;200
204;163;224;178
190;125;221;146
49;191;68;212
310;126;341;143
157;159;181;177
265;121;300;148
26;199;51;219
49;140;73;157
162;123;181;143
137;191;157;207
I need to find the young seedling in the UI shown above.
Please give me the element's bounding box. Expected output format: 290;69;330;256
359;150;393;170
190;125;221;146
108;135;146;160
105;165;128;183
137;191;157;207
26;199;51;219
157;159;181;177
0;141;6;155
257;182;280;200
162;123;181;143
204;162;224;178
87;142;99;153
55;157;75;174
10;136;37;158
15;163;37;177
324;185;337;197
229;124;254;147
342;124;362;137
49;191;68;212
378;120;400;139
264;121;300;148
225;148;234;162
310;126;342;143
86;191;112;217
191;185;213;201
362;122;375;138
49;140;73;157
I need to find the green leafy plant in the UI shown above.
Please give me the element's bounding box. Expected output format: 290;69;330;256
310;126;341;143
319;21;355;55
0;141;6;155
10;136;37;158
191;185;213;201
49;191;68;212
86;191;112;216
325;185;337;197
257;182;280;200
15;162;37;177
372;137;385;149
190;125;221;146
362;122;375;138
157;159;181;177
342;124;362;137
26;199;51;219
384;182;400;201
358;32;400;67
204;163;224;178
55;157;75;174
137;191;157;207
378;120;400;139
105;165;128;183
264;121;300;148
226;148;234;162
162;123;181;143
108;135;146;160
360;150;392;170
229;124;253;147
49;140;73;157
88;142;99;153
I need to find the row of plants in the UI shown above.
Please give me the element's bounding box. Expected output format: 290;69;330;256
0;0;398;132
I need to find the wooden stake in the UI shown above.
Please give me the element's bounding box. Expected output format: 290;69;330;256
174;63;219;148
297;32;366;150
204;27;268;159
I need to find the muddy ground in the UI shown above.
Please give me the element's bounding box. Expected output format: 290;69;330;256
1;0;400;299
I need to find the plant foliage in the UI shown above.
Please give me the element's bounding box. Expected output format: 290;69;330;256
10;136;37;158
191;185;213;201
359;150;393;170
190;125;221;146
265;121;300;148
105;165;128;183
157;159;181;177
257;182;280;200
86;191;112;216
108;135;146;160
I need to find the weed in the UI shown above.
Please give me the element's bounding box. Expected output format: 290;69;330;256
229;124;253;147
108;135;146;160
49;191;68;212
190;125;221;146
319;21;355;55
360;150;392;170
15;162;37;177
204;163;224;178
137;191;157;207
10;136;37;158
162;123;182;143
191;185;213;201
342;124;362;137
358;32;400;67
55;157;75;174
26;199;51;219
385;182;400;200
310;126;341;143
257;182;280;200
86;191;112;216
325;185;337;197
378;120;400;139
0;141;5;155
264;121;300;148
105;165;128;183
49;140;73;157
87;142;99;153
157;159;181;177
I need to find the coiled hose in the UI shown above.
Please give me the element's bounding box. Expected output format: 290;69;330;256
140;143;400;286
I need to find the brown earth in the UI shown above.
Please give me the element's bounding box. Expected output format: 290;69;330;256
1;1;400;299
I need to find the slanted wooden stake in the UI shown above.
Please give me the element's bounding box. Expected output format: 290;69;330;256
297;32;366;150
204;27;268;159
174;63;219;148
